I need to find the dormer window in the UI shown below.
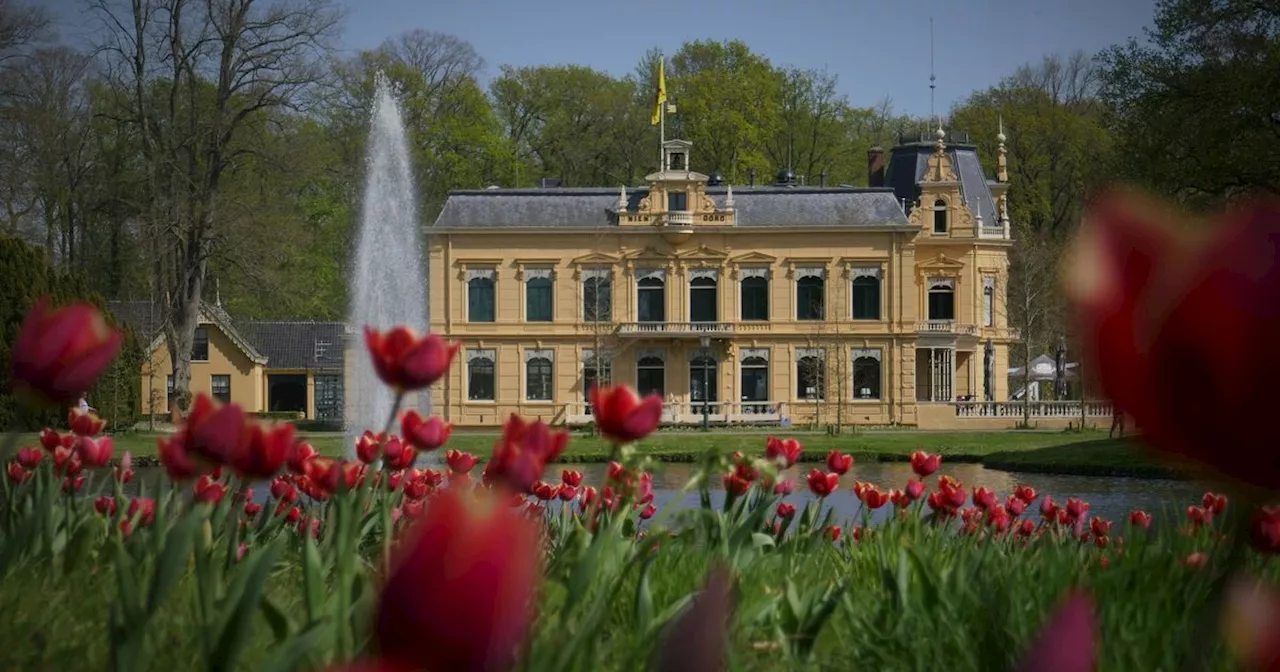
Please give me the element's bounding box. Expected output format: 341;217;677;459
667;191;687;212
933;199;948;234
669;152;685;170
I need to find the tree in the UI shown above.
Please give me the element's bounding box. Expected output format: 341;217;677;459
90;0;342;410
1098;0;1280;208
1003;222;1065;426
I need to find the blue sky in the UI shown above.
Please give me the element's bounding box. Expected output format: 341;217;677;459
48;0;1156;117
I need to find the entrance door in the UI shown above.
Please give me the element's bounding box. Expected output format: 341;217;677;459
689;354;718;415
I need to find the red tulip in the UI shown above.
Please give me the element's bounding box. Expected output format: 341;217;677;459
447;450;479;475
721;473;751;496
377;486;539;672
825;525;842;542
158;435;199;481
10;299;123;404
7;463;30;483
1040;495;1058;520
590;385;662;444
1018;519;1036;537
193;475;228;504
560;469;583;487
68;408;107;436
1203;492;1228;516
1014;484;1038;504
39;428;63;451
356;430;384;465
938;476;967;509
382;436;417;471
1006;495;1027;517
94;495;117;516
1090;517;1113;538
364;326;459;392
288;442;319;475
773;479;794;496
1129;510;1153;529
306;457;364;495
777;502;797;519
1250;506;1280;554
15;447;42;469
483;415;569;494
401;411;452;452
182;394;244;465
806;469;838;497
1065;498;1090;521
639;503;657;520
910;451;941;477
75;435;113;468
1222;576;1280;670
531;481;560;501
244;501;263;517
765;437;803;467
637;472;655;505
1188;505;1214;528
889;489;908;508
825;450;853;475
1066;192;1280;490
861;487;889;510
1015;592;1097;671
1183;552;1209;569
905;479;925;501
557;485;577;502
972;487;997;511
227;422;294;480
62;475;85;493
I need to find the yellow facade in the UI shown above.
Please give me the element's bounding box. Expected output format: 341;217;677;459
138;317;267;416
424;133;1090;429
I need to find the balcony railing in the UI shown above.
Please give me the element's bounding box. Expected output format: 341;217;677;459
954;400;1113;418
916;320;978;335
617;321;735;337
666;211;693;225
562;400;785;425
979;225;1006;239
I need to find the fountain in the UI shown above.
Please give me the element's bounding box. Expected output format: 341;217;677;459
346;75;429;447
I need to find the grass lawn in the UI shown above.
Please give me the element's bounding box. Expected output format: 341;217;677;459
13;427;1141;471
982;437;1197;479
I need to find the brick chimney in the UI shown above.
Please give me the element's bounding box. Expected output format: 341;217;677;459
867;147;885;188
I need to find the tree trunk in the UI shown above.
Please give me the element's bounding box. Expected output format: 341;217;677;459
1022;342;1032;427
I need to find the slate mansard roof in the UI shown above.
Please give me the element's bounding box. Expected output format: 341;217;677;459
431;186;912;229
885;140;1000;225
106;301;344;372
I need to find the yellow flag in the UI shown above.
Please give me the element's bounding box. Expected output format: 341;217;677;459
651;59;666;126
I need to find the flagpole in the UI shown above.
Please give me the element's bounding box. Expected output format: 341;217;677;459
659;98;665;170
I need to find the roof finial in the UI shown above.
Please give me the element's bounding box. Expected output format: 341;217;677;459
214;277;221;308
618;184;627;212
973;198;984;226
997;114;1006;145
725;183;735;210
929;17;936;123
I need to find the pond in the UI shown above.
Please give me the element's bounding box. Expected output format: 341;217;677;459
111;461;1211;527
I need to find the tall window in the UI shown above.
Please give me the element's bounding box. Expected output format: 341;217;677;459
637;270;666;322
916;348;954;402
582;269;612;322
796;268;825;320
192;327;209;361
689;269;718;323
525;269;553;322
689;354;718;413
852;349;882;400
315;374;344;422
795;348;825;400
211;375;231;403
582;349;612;414
667;191;687;211
740;350;769;414
928;278;955;321
166;375;175;410
851;268;881;320
636;351;665;398
739;269;769;320
467;269;496;323
467;349;496;401
933;199;948;234
982;276;995;327
525;350;553;401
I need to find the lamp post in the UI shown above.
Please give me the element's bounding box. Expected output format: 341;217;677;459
700;335;711;431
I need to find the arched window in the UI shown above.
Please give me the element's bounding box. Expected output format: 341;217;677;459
795;348;825;400
637;271;666;322
689;354;718;413
933;199;948;234
582;349;611;414
796;267;825;320
852;349;881;400
740;350;769;414
636;351;665;397
525;270;553;322
689;270;718;323
467;269;496;322
467;349;496;401
982;276;995;327
739;270;769;320
928;278;955;321
525;352;553;401
850;268;881;320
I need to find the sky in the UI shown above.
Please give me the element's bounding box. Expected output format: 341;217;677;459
46;0;1156;117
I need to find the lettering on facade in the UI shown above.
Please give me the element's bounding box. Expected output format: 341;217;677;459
701;214;727;223
623;215;651;223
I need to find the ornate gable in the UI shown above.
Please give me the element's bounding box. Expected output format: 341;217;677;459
729;251;777;264
569;252;620;266
915;253;965;280
676;244;728;261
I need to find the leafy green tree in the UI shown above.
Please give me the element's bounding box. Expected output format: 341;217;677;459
1098;0;1280;208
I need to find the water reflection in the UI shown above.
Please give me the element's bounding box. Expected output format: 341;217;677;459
115;462;1209;527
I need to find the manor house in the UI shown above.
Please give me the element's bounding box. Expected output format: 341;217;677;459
426;128;1051;430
